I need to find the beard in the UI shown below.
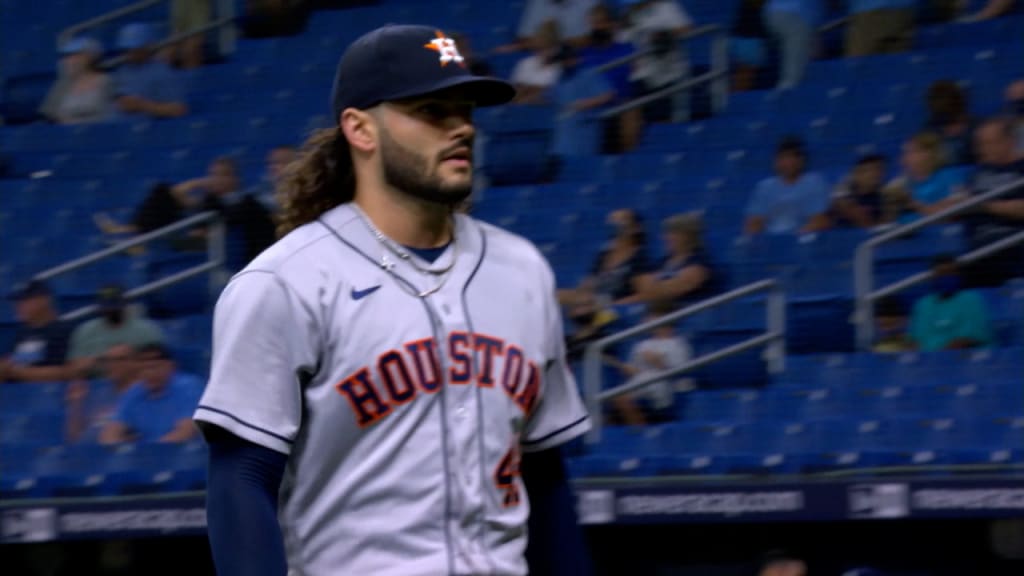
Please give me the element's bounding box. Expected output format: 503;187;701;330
378;127;473;206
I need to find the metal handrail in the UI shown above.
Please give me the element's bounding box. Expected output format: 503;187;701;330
32;211;227;322
57;0;164;48
582;279;786;444
593;24;729;121
102;16;235;68
853;176;1024;349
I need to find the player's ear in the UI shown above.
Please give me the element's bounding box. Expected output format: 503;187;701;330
340;108;376;154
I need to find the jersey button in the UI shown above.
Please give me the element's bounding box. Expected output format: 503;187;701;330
455;404;466;419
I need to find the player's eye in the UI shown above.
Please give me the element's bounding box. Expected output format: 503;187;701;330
417;103;447;119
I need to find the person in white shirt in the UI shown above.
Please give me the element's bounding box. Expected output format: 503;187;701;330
620;0;694;122
606;300;692;425
510;21;563;104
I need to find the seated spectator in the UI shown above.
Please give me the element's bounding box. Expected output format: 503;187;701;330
498;0;599;52
565;287;622;363
745;136;831;235
580;3;641;152
883;132;967;222
621;0;694;122
1;280;72;383
560;208;649;306
1006;78;1024;151
511;21;563;105
65;344;140;443
100;343;203;444
605;300;691;425
619;212;715;306
910;255;993;351
764;0;821;90
170;0;211;69
830;153;888;228
549;45;616;159
872;295;915;353
252;145;298;213
925;80;976;166
962;117;1024;287
113;22;189;119
39;37;114;125
730;0;768;92
67;285;164;377
845;0;916;57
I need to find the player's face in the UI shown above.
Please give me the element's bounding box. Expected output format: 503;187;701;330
376;95;476;206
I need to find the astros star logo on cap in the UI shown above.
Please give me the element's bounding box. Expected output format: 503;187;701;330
424;30;465;68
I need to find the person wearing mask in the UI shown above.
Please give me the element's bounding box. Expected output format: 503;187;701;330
962;117;1024;287
510;20;564;105
65;344;141;443
910;255;993;351
745;136;831;235
830;153;888;228
66;285;164;377
113;22;189;119
925;80;976;166
39;37;114;125
0;280;72;383
559;208;650;306
1005;79;1024;151
100;343;203;444
620;0;694;122
619;212;715;305
883;132;967;222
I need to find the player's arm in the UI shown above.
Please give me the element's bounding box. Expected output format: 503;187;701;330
204;424;289;576
522;446;592;576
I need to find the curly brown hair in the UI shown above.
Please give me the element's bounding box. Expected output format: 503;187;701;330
275;127;355;237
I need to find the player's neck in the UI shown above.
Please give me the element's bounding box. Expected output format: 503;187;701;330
354;192;453;249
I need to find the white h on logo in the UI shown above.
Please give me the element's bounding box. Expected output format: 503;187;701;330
425;33;465;67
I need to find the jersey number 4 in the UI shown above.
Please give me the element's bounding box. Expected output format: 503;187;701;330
494;445;522;508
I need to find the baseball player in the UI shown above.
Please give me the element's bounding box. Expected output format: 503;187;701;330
195;24;593;576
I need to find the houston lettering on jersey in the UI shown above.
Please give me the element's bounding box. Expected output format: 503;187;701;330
335;331;540;428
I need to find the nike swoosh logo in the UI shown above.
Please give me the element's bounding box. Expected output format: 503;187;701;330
351;285;381;300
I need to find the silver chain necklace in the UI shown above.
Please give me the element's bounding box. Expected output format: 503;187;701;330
350;204;458;298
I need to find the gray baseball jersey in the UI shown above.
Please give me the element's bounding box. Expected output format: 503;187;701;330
194;202;591;576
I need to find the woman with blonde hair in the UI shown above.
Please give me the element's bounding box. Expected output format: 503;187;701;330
617;211;716;305
884;131;967;222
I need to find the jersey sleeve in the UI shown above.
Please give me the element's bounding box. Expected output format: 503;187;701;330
520;259;592;453
194;270;318;455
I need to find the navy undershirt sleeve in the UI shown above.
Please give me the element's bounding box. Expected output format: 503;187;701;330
204;425;289;576
521;447;593;576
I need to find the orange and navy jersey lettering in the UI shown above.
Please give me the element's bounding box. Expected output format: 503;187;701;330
335;332;539;427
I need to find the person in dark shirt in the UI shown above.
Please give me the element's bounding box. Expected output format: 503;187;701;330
830;153;887;228
618;212;716;306
925;80;977;167
1;280;73;382
962;117;1024;287
559;208;650;306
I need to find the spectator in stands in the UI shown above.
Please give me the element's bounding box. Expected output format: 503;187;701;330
66;285;164;377
884;132;967;222
619;212;715;306
730;0;768;92
763;0;821;90
830;153;888;228
580;3;642;152
605;300;691;425
620;0;694;122
65;344;140;443
100;343;202;444
1005;79;1024;151
252;145;298;213
499;0;599;52
113;22;189;119
560;208;650;306
910;255;993;351
845;0;916;57
925;80;976;166
0;280;72;383
873;295;915;353
745;136;831;235
170;0;211;69
39;37;115;125
962;116;1024;286
510;21;563;105
93;182;190;253
550;45;616;159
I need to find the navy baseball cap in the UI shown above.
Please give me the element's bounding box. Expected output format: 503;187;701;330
330;25;515;122
7;279;51;300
